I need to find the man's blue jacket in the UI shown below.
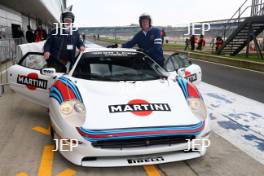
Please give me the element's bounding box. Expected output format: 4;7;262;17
122;27;164;66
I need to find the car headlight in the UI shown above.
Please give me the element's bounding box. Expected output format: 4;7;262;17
188;98;207;121
74;101;86;113
59;100;86;127
60;102;73;115
60;100;86;115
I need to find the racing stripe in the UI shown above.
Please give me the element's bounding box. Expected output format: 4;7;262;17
49;93;63;104
81;132;202;142
78;126;204;139
187;82;200;97
49;77;83;104
80;121;204;134
76;121;205;142
177;77;188;98
53;80;76;101
59;77;83;102
50;86;64;103
177;77;201;99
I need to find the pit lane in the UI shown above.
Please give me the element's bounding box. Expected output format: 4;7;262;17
1;77;264;176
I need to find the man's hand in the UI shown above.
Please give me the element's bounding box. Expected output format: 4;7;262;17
44;52;50;60
80;46;85;52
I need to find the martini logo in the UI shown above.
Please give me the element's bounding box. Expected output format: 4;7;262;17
108;99;171;116
17;73;48;90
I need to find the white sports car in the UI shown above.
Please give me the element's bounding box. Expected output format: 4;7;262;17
6;42;210;167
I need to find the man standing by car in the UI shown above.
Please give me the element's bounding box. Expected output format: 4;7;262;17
120;14;164;66
43;11;85;72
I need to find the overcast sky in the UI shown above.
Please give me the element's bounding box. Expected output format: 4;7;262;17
67;0;249;27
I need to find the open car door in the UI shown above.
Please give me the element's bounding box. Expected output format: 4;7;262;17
164;52;201;84
7;52;59;107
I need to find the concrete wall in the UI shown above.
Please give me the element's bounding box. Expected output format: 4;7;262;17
0;4;22;38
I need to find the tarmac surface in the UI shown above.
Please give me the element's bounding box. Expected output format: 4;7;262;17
189;58;264;103
1;88;264;176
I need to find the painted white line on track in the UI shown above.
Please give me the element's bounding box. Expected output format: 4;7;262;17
190;57;264;74
197;82;264;165
164;51;264;74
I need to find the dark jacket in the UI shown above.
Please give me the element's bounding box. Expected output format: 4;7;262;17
26;30;34;43
34;28;47;42
44;28;84;64
122;27;164;66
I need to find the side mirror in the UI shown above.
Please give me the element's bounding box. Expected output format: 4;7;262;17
40;68;56;77
177;68;185;78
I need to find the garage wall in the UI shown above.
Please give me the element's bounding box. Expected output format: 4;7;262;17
0;4;22;38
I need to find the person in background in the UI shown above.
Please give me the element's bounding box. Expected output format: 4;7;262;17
184;37;190;50
14;26;24;45
34;24;47;42
210;38;215;53
190;35;196;51
43;11;85;73
82;33;86;43
215;36;223;51
26;25;34;43
197;34;205;50
120;13;164;66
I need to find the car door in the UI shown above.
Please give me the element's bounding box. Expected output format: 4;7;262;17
7;52;58;107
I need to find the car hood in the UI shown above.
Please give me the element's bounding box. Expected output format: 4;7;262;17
75;78;201;130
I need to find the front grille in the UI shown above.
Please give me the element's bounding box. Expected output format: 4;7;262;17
92;135;195;149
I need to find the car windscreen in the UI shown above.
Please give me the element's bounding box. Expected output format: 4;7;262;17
72;52;167;81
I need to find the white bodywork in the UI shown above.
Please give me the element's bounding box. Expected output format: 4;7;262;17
7;42;209;167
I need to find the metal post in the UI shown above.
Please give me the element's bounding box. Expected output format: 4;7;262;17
251;0;260;16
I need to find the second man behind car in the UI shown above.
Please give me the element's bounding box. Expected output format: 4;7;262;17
120;14;164;67
43;11;85;73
